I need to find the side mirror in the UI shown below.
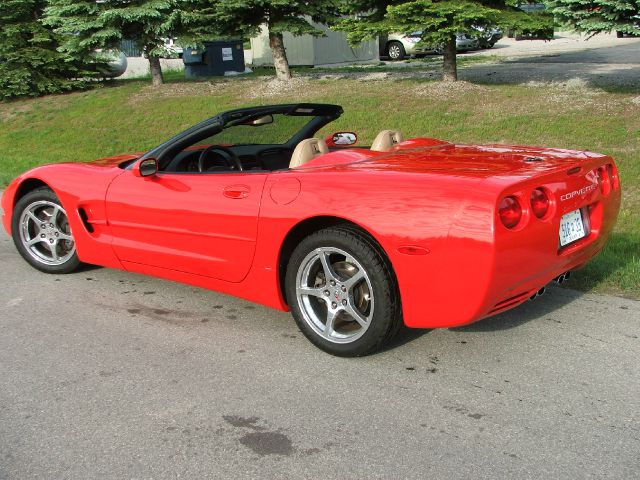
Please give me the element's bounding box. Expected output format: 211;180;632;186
325;132;357;147
133;158;158;177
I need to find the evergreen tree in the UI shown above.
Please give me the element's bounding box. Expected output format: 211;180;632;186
45;0;176;86
546;0;640;37
0;0;89;99
178;0;342;80
337;1;554;81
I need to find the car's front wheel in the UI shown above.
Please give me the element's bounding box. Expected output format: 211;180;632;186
386;41;406;61
12;187;81;274
285;227;401;356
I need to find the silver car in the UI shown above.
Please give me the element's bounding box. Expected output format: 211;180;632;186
381;32;480;60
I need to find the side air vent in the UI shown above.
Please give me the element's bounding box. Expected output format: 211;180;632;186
524;156;544;163
77;208;95;233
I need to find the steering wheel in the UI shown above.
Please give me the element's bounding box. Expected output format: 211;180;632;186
197;145;243;173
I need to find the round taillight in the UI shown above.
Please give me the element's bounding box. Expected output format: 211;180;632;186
499;196;522;229
607;163;619;191
530;188;550;219
598;166;611;195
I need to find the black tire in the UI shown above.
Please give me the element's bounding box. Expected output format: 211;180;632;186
11;187;81;274
285;226;401;357
386;41;406;61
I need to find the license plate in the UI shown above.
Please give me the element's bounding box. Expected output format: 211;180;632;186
559;209;587;247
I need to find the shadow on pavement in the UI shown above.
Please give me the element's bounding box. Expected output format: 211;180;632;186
378;284;584;353
461;43;640;92
380;325;433;352
451;285;582;332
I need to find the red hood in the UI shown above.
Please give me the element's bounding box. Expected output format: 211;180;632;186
88;153;142;167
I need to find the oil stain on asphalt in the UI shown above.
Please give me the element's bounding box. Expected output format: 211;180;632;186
220;415;324;457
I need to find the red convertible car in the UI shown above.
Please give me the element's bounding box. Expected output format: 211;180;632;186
1;103;621;356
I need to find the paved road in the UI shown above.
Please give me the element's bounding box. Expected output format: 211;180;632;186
352;32;640;89
0;229;639;479
462;39;640;89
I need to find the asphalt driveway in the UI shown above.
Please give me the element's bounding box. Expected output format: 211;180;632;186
353;32;640;89
462;40;640;89
1;228;638;479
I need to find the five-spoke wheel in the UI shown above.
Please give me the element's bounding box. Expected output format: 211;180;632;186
296;247;374;344
12;187;80;273
286;227;400;356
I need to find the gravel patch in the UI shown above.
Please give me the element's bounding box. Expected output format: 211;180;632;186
413;80;489;98
246;77;312;99
128;81;226;104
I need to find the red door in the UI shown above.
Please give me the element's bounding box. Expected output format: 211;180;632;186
105;171;267;283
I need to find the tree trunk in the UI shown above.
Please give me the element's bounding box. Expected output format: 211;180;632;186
442;36;457;82
268;30;292;81
148;54;164;86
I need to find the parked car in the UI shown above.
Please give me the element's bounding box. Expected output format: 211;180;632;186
1;103;620;356
380;32;430;60
161;38;183;58
381;32;480;60
473;26;503;48
451;33;480;52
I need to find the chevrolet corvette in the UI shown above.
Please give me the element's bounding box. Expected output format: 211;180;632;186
1;103;621;356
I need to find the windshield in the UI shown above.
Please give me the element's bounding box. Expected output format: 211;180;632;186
200;113;315;146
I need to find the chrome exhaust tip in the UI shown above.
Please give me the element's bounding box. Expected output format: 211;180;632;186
555;271;571;284
530;286;547;301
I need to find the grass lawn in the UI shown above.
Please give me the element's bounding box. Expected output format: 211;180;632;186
0;71;638;298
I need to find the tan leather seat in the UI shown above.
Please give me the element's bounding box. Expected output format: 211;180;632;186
370;130;404;152
289;138;329;168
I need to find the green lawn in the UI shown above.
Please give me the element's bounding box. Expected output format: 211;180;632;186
0;73;638;298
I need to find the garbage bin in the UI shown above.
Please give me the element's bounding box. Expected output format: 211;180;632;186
183;40;245;78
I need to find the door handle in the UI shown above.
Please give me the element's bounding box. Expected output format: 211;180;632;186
223;184;250;199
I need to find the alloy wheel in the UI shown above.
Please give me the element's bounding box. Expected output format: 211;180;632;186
295;247;374;344
19;200;75;266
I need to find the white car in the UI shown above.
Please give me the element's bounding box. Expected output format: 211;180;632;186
380;32;430;60
162;38;184;58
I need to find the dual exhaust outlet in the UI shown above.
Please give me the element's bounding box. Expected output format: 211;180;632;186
529;271;571;301
554;271;571;285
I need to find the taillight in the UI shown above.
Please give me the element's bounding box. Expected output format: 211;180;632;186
499;196;522;229
598;166;611;196
607;163;619;191
530;188;550;219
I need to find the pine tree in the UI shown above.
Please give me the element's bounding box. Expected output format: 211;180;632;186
547;0;640;37
337;1;554;81
178;0;342;80
0;0;89;99
45;0;176;86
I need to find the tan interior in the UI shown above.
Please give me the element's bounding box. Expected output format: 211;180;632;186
370;130;404;152
289;138;329;168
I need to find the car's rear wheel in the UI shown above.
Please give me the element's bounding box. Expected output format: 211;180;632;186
12;187;81;274
386;41;406;61
285;227;401;356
